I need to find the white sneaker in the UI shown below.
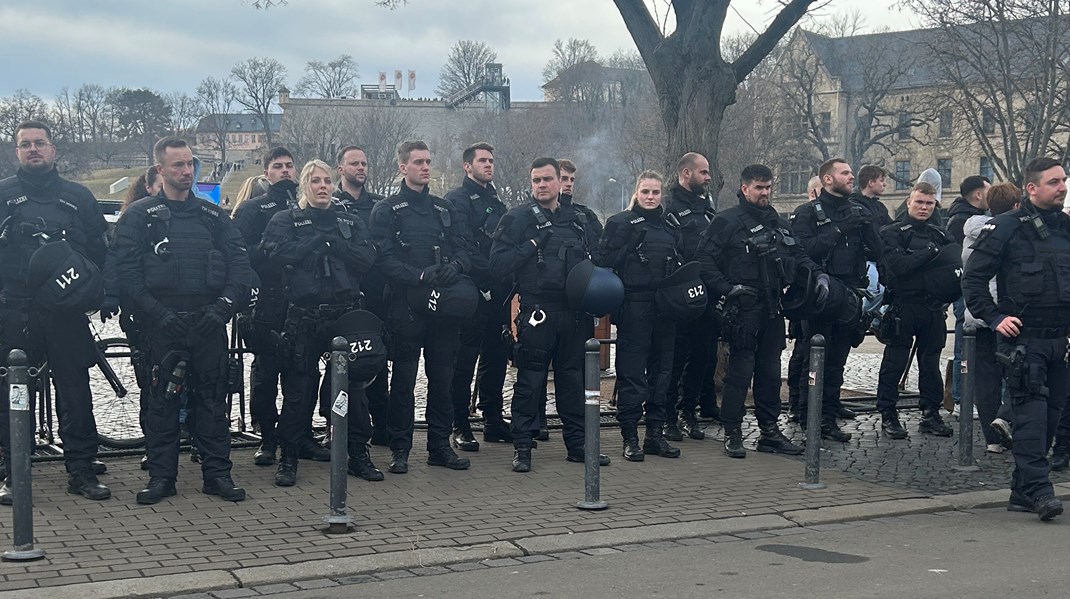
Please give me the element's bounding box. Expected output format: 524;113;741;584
973;406;979;420
951;404;961;418
991;417;1013;445
986;443;1005;454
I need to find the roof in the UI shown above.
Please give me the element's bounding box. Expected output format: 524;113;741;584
541;61;648;90
799;28;939;91
195;113;282;133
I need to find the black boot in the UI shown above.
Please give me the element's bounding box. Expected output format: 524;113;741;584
254;429;277;466
451;425;480;452
821;421;852;442
135;477;177;505
663;414;684;442
483;418;513;443
297;436;331;461
275;444;298;487
756;423;804;455
91;459;107;475
566;449;611;466
723;426;746;458
348;444;384;481
67;468;111;500
679;410;706;440
512;444;532;473
1051;437;1070;472
428;446;471;470
203;475;246;502
881;409;909;440
388;449;409;474
918;409;953;437
643;430;681;458
1034;494;1064;521
621;423;645;462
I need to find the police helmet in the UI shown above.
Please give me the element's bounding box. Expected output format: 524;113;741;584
406;275;480;321
330;309;387;384
656;261;707;321
27;239;104;313
566;259;625;317
782;265;862;325
922;242;963;303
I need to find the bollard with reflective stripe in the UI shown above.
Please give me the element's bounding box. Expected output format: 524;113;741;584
954;327;980;472
324;337;354;533
576;338;608;510
799;334;827;490
3;350;45;561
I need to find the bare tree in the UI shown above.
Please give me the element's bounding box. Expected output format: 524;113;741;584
902;0;1070;182
196;77;239;164
166;91;202;136
542;38;600;85
295;54;360;99
353;106;420;197
436;40;498;99
231;57;287;146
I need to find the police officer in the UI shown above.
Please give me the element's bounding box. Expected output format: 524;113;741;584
876;182;957;439
490;157;610;472
233;147;328;466
698;164;819;458
595;170;684;461
664;152;720;439
791;158;883;441
112;136;253;504
261;159;379;486
333;145;389;446
369;140;473;474
445;142;512;451
0;120;110;502
964;157;1069;521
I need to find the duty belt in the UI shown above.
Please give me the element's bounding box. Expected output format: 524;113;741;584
1017;326;1070;339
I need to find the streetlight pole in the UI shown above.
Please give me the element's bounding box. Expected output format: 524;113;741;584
608;178;625;211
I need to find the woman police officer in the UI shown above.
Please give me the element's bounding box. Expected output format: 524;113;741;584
260;160;379;487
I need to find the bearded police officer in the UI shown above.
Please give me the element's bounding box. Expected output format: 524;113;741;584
445;142;512;450
697;165;819;458
964;157;1070;521
876;182;958;439
0;120;110;502
369;140;474;474
791;158;883;441
112;137;253;504
490;157;611;472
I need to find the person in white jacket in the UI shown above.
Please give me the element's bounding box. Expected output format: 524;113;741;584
961;182;1020;453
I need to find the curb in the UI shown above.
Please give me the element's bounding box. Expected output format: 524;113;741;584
0;570;238;599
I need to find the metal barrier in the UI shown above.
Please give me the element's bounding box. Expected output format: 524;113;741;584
954;327;980;472
576;338;608;510
325;337;354;533
3;350;45;561
800;335;826;490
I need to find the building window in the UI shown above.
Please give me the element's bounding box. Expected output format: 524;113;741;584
819;112;831;138
938;111;952;138
982;109;996;135
778;163;811;195
895;160;911;190
897;112;912;140
937;159;952;189
980;156;994;181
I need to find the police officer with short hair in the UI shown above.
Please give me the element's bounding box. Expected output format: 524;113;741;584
596;170;683;462
697;164;818;458
333;145;389;446
0;120;110;502
262;159;379;486
112;136;253;504
791;158;883;441
964;157;1070;521
369;140;473;474
876;182;957;439
490;157;610;472
445;142;512;451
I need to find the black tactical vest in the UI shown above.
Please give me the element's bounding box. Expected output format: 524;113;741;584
140;198;228;302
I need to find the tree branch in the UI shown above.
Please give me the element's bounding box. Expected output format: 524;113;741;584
613;0;665;68
733;0;817;83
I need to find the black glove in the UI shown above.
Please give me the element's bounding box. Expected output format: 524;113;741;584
195;299;234;336
814;274;830;307
419;265;441;286
531;228;554;248
158;311;189;338
298;233;328;255
100;296;120;323
838;211;865;233
434;263;461;286
726;285;759;302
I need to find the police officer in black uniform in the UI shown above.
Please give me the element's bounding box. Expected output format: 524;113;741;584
112;137;252;504
233;147;326;466
698;165;819;458
445;142;512;451
964;157;1070;521
664;152;720;440
791;158;883;441
490;157;610;472
876;182;957;439
596;170;683;461
261;159;379;486
369;140;473;474
332;145;389;446
0;120;110;502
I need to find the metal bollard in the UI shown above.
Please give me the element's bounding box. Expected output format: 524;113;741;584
954;326;980;472
799;334;827;490
324;337;353;533
3;350;44;561
576;338;608;510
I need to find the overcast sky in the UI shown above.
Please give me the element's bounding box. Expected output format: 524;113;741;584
0;0;915;103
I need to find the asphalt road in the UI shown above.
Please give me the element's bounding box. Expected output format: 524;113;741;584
266;508;1066;599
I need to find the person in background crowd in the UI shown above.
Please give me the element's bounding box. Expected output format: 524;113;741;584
230;174;270;216
121;167;162;212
